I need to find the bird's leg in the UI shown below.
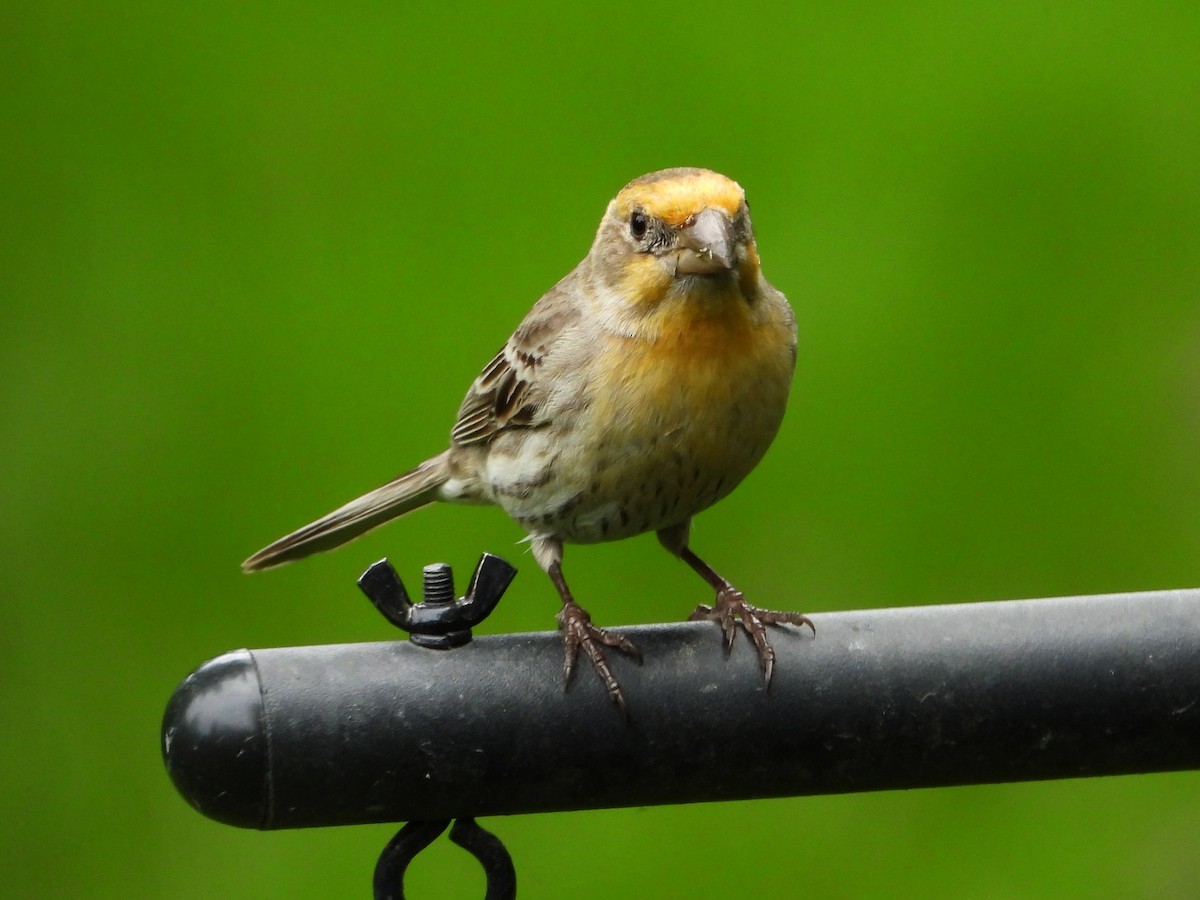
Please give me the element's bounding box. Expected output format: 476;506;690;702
545;559;641;712
659;523;813;686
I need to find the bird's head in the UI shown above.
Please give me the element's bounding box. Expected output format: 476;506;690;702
588;168;763;308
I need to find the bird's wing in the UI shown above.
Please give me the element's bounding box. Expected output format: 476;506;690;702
450;283;582;447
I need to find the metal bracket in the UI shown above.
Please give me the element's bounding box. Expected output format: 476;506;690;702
358;554;520;897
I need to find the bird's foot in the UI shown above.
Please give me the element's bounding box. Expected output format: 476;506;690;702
558;600;642;713
689;587;814;686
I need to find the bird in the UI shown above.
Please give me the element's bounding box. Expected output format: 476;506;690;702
243;167;813;710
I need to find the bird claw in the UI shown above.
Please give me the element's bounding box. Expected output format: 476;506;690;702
558;600;641;713
689;587;814;686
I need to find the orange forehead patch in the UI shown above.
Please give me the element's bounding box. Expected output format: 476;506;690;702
616;169;744;226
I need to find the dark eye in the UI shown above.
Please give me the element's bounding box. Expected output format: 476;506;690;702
629;210;648;240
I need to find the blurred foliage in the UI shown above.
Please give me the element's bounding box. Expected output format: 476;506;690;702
3;1;1199;897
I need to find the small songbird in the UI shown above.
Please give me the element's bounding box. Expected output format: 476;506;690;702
244;167;813;709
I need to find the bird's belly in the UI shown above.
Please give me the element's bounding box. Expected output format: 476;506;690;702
495;336;792;544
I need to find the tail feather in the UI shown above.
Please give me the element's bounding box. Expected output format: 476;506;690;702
242;450;451;572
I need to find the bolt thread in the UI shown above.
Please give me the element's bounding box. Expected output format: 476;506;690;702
422;563;455;605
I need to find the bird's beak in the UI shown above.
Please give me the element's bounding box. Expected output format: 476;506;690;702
674;207;737;275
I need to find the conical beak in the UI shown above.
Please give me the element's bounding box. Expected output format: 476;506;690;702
675;207;736;275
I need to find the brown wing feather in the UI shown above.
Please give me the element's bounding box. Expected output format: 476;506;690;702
450;286;579;447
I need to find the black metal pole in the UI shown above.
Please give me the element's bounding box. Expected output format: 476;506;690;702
162;589;1200;830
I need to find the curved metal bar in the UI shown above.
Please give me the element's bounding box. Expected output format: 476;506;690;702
449;819;517;900
372;818;516;900
373;819;450;900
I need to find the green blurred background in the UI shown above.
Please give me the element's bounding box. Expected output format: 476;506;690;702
4;2;1199;897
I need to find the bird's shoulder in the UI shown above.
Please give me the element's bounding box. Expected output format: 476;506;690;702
450;275;588;447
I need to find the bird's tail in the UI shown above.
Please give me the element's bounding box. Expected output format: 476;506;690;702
241;450;452;572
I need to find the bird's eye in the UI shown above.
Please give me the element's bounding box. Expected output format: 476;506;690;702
629;210;649;241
